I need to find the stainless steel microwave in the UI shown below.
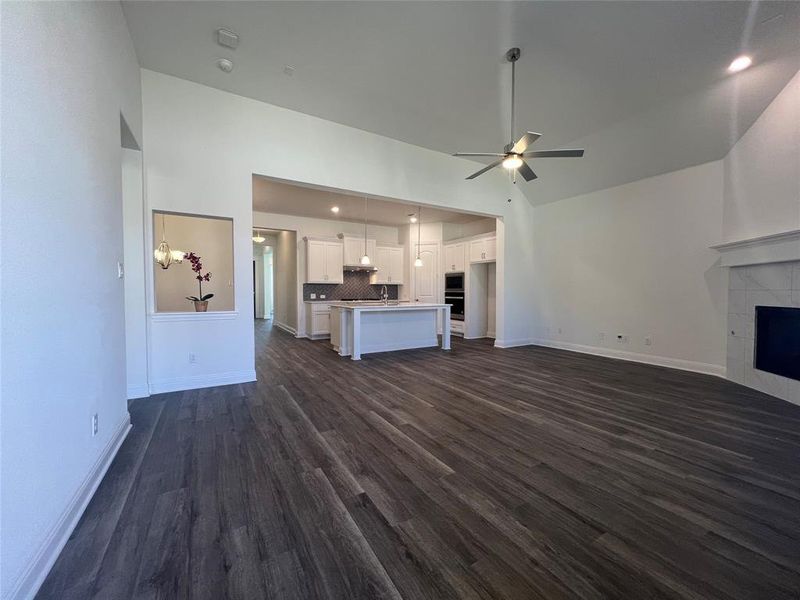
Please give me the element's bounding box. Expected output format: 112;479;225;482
445;272;464;292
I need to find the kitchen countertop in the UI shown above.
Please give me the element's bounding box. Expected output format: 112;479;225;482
330;301;445;310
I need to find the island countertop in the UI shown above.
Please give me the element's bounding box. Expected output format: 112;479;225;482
329;302;447;310
330;302;451;360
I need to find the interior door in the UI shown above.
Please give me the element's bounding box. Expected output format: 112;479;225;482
414;243;439;304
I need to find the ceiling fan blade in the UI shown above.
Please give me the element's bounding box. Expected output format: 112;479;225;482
524;149;585;158
465;159;503;180
453;152;506;157
511;131;542;154
517;160;537;182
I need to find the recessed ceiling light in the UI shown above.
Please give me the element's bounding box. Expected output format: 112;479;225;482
283;65;296;77
728;55;752;73
331;206;340;213
216;58;234;73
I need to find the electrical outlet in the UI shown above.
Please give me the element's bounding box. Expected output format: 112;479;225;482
599;332;606;342
320;294;326;299
92;413;98;436
188;353;197;364
644;335;653;346
310;293;317;299
616;334;629;343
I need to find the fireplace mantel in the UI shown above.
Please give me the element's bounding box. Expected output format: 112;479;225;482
711;229;800;267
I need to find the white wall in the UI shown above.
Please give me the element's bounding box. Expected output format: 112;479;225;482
723;69;800;242
531;161;727;374
264;247;274;319
123;149;149;399
1;3;142;598
140;69;531;386
273;231;298;331
253;244;266;319
443;218;496;242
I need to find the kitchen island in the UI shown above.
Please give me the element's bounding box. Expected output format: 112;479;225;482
330;302;451;360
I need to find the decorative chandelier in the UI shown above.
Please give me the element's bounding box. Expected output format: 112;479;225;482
153;213;184;269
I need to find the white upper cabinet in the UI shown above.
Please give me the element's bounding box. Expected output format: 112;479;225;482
444;242;466;273
324;242;344;283
389;248;404;284
469;237;496;263
371;245;404;284
305;238;344;283
343;236;376;266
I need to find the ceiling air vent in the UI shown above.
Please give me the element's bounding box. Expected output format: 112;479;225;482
216;28;239;50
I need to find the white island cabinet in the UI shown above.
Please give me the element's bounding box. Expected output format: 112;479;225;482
330;302;451;360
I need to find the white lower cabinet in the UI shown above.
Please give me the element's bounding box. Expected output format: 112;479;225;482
306;303;331;339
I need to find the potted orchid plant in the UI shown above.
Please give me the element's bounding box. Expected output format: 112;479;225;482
184;252;214;312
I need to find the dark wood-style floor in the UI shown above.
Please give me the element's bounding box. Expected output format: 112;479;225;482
38;322;800;599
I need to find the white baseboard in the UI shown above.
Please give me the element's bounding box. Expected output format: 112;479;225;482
6;414;131;600
273;321;297;336
494;337;536;349
126;383;150;400
149;369;256;394
527;338;726;378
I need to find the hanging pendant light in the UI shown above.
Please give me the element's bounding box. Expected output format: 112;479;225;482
154;213;174;269
360;196;371;265
252;229;266;243
414;206;423;267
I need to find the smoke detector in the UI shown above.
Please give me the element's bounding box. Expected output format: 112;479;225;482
216;58;234;73
216;28;239;49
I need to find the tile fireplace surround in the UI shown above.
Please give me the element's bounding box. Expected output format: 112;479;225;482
726;261;800;405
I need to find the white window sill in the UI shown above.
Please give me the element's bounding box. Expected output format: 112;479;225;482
150;311;239;322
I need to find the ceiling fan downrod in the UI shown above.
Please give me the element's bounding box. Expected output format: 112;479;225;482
506;47;520;152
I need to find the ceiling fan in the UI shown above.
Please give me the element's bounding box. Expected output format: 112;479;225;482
454;47;584;182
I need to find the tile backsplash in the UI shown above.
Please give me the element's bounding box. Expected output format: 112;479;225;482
303;271;399;301
727;261;800;405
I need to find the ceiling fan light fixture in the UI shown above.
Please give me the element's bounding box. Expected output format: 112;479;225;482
502;155;523;170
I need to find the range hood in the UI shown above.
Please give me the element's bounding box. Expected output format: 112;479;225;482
344;264;378;272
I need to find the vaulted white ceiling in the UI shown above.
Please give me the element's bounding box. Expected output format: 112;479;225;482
123;1;800;205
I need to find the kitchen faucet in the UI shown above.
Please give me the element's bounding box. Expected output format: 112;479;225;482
380;285;388;304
